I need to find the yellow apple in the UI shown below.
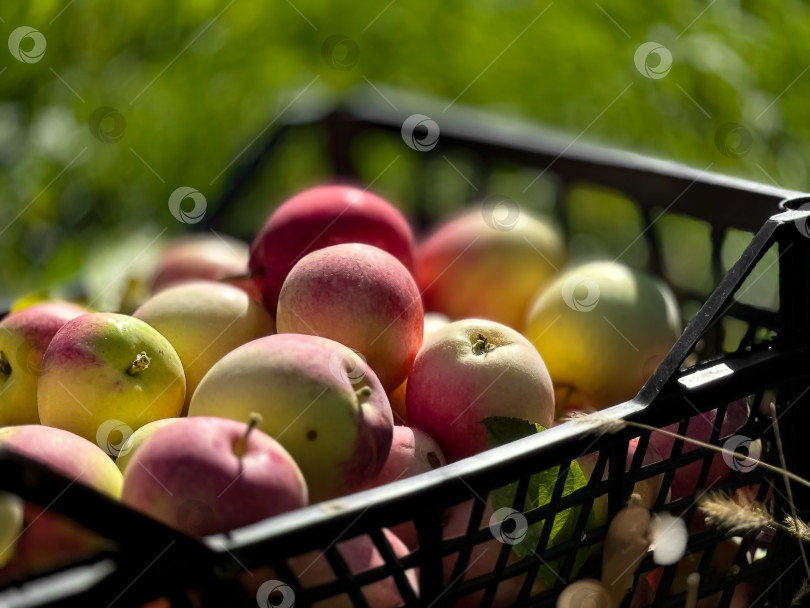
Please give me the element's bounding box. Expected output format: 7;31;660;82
524;261;681;414
133;281;275;413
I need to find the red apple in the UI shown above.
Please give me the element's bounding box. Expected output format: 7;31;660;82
276;243;423;392
406;319;554;462
249;185;415;315
0;302;86;425
121;416;307;537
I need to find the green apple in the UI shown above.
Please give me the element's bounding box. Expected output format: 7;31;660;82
37;313;185;443
133;281;275;414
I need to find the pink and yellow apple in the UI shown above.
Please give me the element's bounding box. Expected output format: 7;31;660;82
133;281;275;413
188;334;393;502
524;261;681;414
406;319;554;462
37;313;186;442
121;416;307;537
276;243;423;392
0;302;86;425
416;205;565;330
0;425;122;577
249;184;416;315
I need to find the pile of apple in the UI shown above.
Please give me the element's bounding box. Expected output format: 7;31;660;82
0;184;722;606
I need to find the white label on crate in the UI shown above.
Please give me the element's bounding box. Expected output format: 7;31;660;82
677;363;733;389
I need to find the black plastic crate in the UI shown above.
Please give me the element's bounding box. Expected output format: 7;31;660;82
2;89;810;608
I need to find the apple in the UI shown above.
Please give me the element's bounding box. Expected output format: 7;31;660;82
151;234;251;294
249;184;416;315
524;261;681;414
114;417;180;473
406;319;554;462
641;399;749;501
37;313;186;443
416;205;565;330
350;426;445;549
0;425;122;577
188;333;393;503
276;243;423;392
0;302;86;426
121;416;307;537
133;281;275;414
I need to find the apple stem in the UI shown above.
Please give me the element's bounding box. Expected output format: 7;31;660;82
0;351;9;376
472;334;495;356
234;412;264;457
126;352;151;376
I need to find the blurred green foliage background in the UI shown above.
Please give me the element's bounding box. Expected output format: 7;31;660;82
0;0;806;306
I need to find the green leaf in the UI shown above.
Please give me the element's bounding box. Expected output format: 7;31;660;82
484;416;594;584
